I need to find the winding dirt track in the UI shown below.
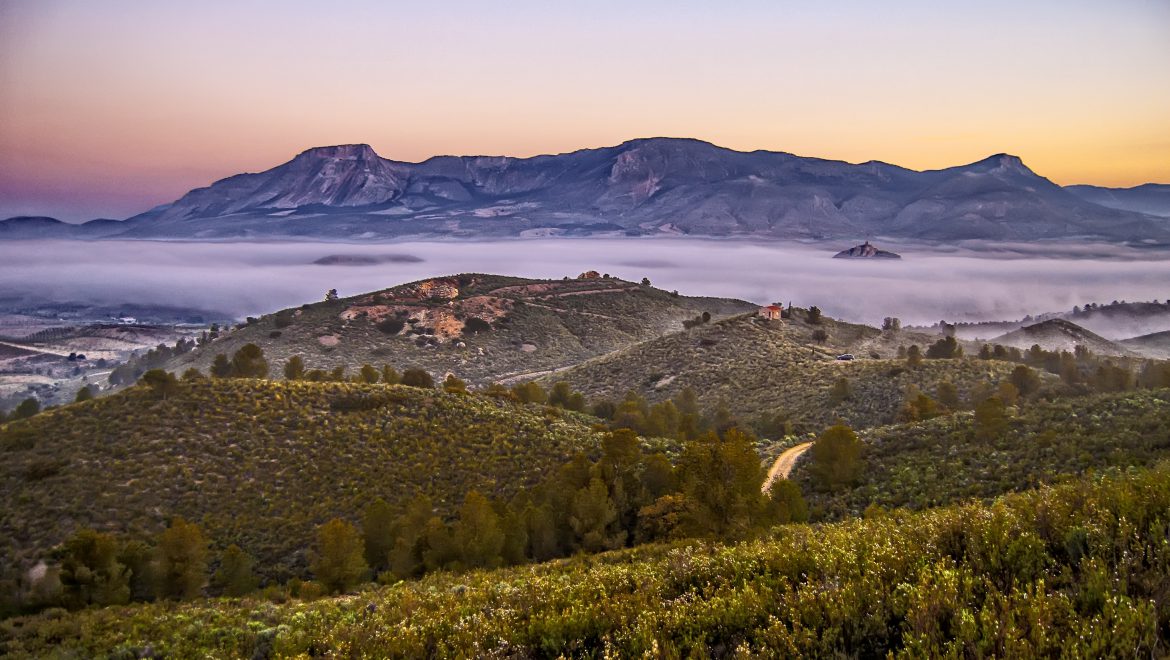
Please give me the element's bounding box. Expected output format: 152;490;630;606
761;441;813;493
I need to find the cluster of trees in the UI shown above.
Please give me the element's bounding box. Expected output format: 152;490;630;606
5;426;808;611
107;338;197;387
897;337;1170;397
894;365;1041;427
311;426;806;593
1;518;228;615
0;397;41;424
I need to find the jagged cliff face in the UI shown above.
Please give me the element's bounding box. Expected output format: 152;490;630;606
12;138;1167;242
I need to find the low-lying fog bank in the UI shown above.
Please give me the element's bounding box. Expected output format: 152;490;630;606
1;239;1168;332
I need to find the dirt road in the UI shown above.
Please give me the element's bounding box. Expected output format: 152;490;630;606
761;441;813;492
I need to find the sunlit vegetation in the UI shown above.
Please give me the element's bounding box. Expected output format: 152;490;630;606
4;464;1168;656
794;388;1170;519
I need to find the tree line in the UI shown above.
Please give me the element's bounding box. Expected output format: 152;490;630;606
5;423;811;614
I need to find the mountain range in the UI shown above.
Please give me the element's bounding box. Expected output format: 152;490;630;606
3;138;1168;242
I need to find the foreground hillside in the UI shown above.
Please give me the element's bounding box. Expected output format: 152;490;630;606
541;313;1023;431
793;389;1170;518
0;379;610;579
165;273;754;386
4;465;1167;657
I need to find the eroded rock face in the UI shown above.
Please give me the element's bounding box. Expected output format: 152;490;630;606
833;241;901;259
340;277;512;341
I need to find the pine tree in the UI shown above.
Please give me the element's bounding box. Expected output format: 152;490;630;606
523;503;560;561
1010;365;1042;398
388;495;433;579
212;544;257;597
284;355;306;381
210;353;233;378
58;529;131;608
569;478;623;552
937;381;961;410
154;517;208;600
906;345;923;367
452;491;505;569
381;365;400;384
311;518;369;593
422;518;458;572
140;369;179;400
362;498;396;573
358;364;381;384
118;540;154;602
974;397;1009;441
676;428;768;538
767;479;809;524
230;344;268;379
12;397;40;419
809;424;862;491
499;506;530;566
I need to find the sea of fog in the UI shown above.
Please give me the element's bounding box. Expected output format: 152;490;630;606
1;239;1169;328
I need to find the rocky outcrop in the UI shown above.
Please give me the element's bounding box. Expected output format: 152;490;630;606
833;241;902;259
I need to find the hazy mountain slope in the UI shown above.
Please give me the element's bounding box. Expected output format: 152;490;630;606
0;216;126;239
988;319;1133;355
536;313;1024;431
0;379;615;579
165;274;756;385
1066;183;1170;218
12;138;1162;242
1120;330;1170;359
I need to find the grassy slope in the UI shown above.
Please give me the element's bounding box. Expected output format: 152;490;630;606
793;388;1170;518
539;313;1026;431
4;465;1167;657
0;379;613;579
166;274;756;385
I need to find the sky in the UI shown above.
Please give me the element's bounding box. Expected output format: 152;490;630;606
1;0;1168;222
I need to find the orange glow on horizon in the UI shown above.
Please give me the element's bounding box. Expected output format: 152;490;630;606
1;1;1167;220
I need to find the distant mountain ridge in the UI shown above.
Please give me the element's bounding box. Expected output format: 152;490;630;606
1066;183;1170;218
3;138;1168;242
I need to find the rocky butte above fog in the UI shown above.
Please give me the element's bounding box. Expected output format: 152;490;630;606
3;138;1169;243
832;241;901;259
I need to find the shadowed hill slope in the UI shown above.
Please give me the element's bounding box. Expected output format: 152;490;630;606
0;379;617;580
164;273;756;386
538;313;1025;431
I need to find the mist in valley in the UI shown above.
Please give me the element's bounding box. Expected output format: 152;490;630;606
2;239;1169;339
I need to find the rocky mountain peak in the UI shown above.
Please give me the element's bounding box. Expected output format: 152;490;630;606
293;144;383;163
833;241;902;259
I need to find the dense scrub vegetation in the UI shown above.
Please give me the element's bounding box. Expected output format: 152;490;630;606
0;378;615;581
543;314;1028;432
4;464;1168;657
165;273;754;386
795;389;1170;519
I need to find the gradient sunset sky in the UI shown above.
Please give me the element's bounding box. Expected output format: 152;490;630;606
1;0;1168;222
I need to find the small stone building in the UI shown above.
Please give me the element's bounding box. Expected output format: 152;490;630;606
759;305;783;321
